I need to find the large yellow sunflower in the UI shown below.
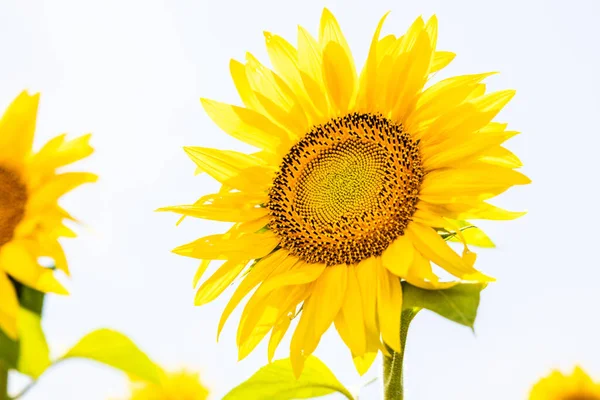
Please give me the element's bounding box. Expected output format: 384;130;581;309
530;367;600;400
125;370;209;400
0;91;95;339
162;9;529;375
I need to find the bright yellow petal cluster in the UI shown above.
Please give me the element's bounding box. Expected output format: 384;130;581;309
163;9;529;376
0;91;95;338
530;367;600;400
127;371;209;400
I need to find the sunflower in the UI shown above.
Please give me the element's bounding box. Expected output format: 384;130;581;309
161;9;529;375
530;367;600;400
0;91;95;339
126;370;209;400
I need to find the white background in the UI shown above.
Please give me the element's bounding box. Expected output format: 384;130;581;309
1;0;599;399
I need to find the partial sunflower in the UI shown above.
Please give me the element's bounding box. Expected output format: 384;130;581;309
530;367;600;400
160;9;529;375
125;370;209;400
0;91;95;339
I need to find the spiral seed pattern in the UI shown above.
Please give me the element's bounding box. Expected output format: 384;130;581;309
268;113;423;266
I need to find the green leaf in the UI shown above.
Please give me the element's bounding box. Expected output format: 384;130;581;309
60;329;164;385
0;283;44;372
402;282;487;329
18;286;45;316
17;308;50;378
0;329;18;370
223;356;353;400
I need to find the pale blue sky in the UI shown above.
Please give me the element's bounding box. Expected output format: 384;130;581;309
1;0;599;399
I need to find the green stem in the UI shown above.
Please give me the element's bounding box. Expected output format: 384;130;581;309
0;363;8;400
383;309;418;400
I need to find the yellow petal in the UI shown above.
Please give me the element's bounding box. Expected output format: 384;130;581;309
471;89;516;114
200;99;292;152
238;284;308;361
253;260;326;299
194;259;248;306
319;8;356;76
381;235;414;277
217;250;288;337
419;90;515;149
38;238;69;275
391;28;434;121
229;214;271;236
355;257;379;338
430;51;455;73
28;172;97;210
158;203;267;223
264;32;321;124
185;147;275;193
192;260;211;288
406;222;490;280
377;265;402;352
253;91;308;138
421;107;502;150
0;240;68;295
391;17;424;57
404;251;459;289
420;162;531;203
353;352;378;376
264;33;302;91
0;270;19;339
268;313;292;362
407;72;495;133
357;12;389;111
244;53;295;111
466;83;487;101
424;16;439;55
445;201;527;221
377;35;397;62
235;255;300;346
297;26;324;86
299;70;329;119
0;91;39;172
322;41;356;114
173;231;280;260
447;223;496;248
28;134;94;182
290;265;347;377
480;146;523;168
334;266;366;356
412;207;447;227
230;59;265;113
422;129;511;171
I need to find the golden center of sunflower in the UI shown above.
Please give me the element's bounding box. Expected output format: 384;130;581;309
564;396;600;400
0;166;27;247
268;113;423;266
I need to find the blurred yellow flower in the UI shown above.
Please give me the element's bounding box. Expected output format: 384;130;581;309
530;367;600;400
162;9;528;375
128;371;209;400
0;91;95;338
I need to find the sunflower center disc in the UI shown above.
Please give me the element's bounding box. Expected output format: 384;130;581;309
268;113;424;266
0;166;27;247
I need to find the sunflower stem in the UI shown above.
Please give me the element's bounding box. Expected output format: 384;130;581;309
0;363;8;400
383;309;418;400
